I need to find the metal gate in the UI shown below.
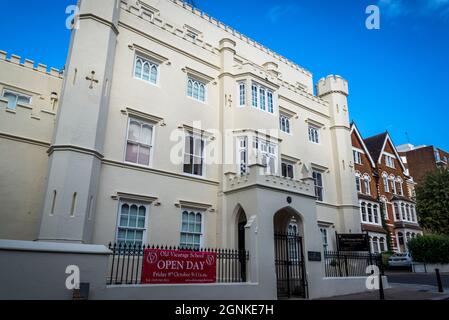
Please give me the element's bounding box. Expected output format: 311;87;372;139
274;232;307;298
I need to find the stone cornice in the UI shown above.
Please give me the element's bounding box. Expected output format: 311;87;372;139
0;132;50;148
48;145;104;160
78;13;119;35
102;158;219;186
318;90;348;98
278;95;329;119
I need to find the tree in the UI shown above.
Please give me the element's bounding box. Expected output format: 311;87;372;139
415;169;449;235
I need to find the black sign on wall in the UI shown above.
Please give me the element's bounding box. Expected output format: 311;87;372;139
307;251;322;261
337;233;370;252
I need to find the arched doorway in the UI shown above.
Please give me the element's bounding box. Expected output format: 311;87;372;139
273;207;307;298
235;205;247;282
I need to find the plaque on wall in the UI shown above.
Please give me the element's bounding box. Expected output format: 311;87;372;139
307;251;322;261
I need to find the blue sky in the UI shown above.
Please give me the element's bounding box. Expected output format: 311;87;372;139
0;0;448;150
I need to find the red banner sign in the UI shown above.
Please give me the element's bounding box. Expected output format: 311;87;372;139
141;249;217;284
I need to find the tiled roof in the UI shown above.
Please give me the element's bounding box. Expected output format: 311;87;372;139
364;132;388;163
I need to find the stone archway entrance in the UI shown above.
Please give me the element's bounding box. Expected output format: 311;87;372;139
273;207;307;298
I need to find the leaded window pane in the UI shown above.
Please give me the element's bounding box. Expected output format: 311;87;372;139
150;65;158;83
142;63;150;81
135;59;142;78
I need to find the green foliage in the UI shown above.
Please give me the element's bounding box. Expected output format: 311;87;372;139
415;169;449;235
407;234;449;263
381;251;393;268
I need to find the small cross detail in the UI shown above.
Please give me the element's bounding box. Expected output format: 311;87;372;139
85;71;99;89
227;94;233;107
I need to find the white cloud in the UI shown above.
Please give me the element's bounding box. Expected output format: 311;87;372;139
378;0;408;17
266;5;299;23
377;0;449;20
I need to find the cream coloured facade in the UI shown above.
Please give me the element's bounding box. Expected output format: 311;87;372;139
0;51;62;240
0;0;368;299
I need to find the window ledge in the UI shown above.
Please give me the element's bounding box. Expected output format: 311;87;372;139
17;103;33;110
111;191;159;204
41;109;56;116
175;200;214;212
122;107;164;125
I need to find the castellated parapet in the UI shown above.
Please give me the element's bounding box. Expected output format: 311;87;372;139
0;50;63;78
316;74;349;97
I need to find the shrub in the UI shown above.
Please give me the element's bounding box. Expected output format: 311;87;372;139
381;251;394;268
407;234;449;263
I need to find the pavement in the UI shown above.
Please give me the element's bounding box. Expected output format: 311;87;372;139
386;270;449;287
317;271;449;300
319;283;449;300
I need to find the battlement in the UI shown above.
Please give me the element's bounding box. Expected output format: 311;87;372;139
316;74;349;97
123;0;312;77
0;50;63;78
169;0;312;77
122;0;327;106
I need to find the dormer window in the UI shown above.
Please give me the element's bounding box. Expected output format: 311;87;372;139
385;155;395;168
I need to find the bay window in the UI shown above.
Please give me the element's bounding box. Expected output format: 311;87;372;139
238;81;246;106
281;162;294;179
253;138;277;175
250;82;274;114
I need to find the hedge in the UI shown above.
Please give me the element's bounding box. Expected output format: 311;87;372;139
407;234;449;263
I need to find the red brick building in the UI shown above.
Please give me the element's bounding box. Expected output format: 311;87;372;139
351;123;422;253
397;144;449;183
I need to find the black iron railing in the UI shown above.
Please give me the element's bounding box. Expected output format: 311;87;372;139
324;251;383;277
107;243;249;285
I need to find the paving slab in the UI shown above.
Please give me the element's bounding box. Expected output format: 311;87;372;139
317;283;449;300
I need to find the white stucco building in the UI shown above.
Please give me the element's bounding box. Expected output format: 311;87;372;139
0;0;373;299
